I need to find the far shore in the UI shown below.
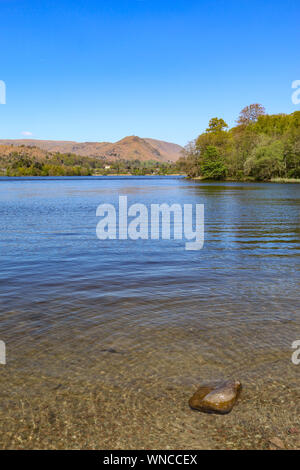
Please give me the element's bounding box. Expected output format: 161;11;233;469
91;173;185;177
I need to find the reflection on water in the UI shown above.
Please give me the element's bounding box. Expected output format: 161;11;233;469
0;177;299;448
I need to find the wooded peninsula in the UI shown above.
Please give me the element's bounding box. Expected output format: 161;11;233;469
177;105;300;181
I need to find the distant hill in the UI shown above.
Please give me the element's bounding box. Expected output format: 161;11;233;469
0;136;183;162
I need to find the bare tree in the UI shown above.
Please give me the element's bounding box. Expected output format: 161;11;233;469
237;104;266;125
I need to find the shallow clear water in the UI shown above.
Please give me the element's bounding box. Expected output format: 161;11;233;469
0;176;299;448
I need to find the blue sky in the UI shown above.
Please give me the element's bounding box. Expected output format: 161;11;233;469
0;0;299;145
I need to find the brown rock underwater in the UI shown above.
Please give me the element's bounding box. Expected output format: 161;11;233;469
189;380;242;414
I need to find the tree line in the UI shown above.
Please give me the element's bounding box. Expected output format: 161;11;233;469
0;150;178;176
177;105;300;181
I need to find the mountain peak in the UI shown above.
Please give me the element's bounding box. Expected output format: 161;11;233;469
0;136;183;162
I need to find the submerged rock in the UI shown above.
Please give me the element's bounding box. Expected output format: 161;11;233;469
189;380;242;414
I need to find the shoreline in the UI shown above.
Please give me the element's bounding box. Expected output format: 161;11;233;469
190;176;300;184
1;173;300;183
0;173;186;178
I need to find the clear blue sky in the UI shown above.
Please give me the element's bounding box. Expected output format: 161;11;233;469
0;0;299;146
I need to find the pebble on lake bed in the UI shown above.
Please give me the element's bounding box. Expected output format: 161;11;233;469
189;380;242;414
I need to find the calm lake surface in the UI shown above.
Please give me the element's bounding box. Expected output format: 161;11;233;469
0;176;299;449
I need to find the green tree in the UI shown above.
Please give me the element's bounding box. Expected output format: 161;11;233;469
206;117;228;133
200;146;227;180
244;140;285;180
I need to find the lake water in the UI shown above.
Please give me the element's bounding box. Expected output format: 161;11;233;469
0;176;299;449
